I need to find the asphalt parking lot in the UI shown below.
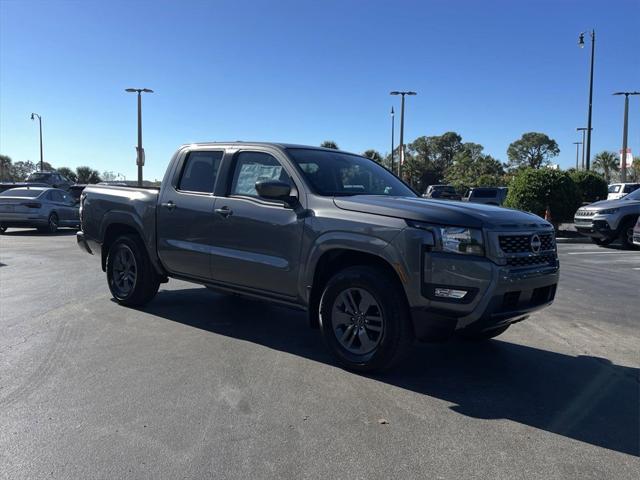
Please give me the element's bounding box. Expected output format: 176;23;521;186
1;230;638;479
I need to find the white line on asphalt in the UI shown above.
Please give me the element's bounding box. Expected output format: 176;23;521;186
566;251;640;255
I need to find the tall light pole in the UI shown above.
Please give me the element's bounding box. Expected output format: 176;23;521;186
573;141;582;170
30;113;44;171
390;91;417;177
390;106;395;173
125;88;153;186
613;91;639;183
576;127;591;170
578;30;595;170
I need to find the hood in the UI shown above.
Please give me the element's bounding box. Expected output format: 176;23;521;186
584;197;640;210
333;196;549;229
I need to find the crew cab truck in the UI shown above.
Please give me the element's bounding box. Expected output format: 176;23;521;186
77;143;559;371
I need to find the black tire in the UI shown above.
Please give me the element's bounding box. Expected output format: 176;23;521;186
38;213;59;234
318;266;413;372
619;218;639;250
457;324;510;341
106;234;160;307
591;236;614;246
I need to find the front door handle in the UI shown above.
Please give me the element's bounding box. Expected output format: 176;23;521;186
161;201;176;210
215;206;233;218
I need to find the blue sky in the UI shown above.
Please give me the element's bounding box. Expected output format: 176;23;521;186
1;0;639;181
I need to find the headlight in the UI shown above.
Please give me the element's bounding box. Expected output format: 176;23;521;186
439;227;484;255
598;208;618;215
407;221;484;256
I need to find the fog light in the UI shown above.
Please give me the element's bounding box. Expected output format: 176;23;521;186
434;288;467;299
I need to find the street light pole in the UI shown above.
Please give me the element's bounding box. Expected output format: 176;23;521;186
390;106;395;173
573;141;582;170
578;30;595;170
576;127;590;170
30;113;43;171
125;88;154;187
613;91;639;183
390;91;417;178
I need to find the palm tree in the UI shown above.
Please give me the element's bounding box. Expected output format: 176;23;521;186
592;151;619;183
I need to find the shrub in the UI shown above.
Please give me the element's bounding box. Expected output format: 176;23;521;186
504;168;581;223
569;170;608;204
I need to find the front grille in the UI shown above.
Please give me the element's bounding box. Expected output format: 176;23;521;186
506;254;556;268
499;233;555;254
575;209;597;217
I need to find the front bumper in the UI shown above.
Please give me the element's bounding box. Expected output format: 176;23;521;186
411;261;559;340
76;230;100;255
574;216;618;239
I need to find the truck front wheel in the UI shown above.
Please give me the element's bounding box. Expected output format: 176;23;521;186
318;266;413;372
106;234;160;307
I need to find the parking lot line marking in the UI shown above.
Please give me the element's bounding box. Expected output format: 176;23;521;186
566;251;640;255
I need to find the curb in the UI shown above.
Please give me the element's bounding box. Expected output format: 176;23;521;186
555;237;591;244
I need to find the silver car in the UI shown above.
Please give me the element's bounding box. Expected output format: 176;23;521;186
0;187;79;234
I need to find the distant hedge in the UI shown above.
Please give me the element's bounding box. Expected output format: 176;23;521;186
504;168;581;223
569;170;608;204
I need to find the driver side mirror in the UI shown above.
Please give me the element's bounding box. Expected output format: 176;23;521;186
255;180;295;205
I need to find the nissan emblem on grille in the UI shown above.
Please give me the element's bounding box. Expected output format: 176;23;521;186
530;234;542;253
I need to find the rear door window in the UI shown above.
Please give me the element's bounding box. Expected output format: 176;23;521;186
177;151;224;193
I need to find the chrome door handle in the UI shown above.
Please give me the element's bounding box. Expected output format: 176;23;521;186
161;201;176;210
215;206;233;218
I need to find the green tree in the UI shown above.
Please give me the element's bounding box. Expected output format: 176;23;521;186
57;167;78;183
102;171;117;182
362;149;384;164
506;132;560;170
0;155;13;181
569;170;608;203
11;160;37;181
444;143;505;189
592;151;619;183
320;140;339;149
76;166;102;184
405;132;464;190
628;157;640;182
504;168;581;224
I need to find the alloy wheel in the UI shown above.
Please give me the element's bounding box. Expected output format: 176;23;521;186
331;287;384;355
111;244;137;298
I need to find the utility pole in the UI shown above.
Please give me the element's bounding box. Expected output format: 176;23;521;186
30;113;44;171
578;30;595;170
576;127;591;170
390;106;395;173
125;88;153;186
390;91;417;178
573;141;582;170
613;91;639;182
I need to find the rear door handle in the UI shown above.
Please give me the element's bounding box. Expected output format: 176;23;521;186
161;201;176;210
215;206;233;218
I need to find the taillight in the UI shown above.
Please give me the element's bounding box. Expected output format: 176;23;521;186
22;202;42;208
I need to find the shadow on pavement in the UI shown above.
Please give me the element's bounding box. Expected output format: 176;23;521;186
0;228;77;237
144;287;639;457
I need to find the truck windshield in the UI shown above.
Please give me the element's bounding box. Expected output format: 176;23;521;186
287;148;416;197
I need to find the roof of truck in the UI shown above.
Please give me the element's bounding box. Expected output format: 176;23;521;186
180;141;352;152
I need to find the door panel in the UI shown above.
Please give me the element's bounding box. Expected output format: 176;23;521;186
209;151;304;297
156;150;223;280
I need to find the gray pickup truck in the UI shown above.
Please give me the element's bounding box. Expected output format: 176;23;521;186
77;142;559;371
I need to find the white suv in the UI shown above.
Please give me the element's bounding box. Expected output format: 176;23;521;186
607;183;640;200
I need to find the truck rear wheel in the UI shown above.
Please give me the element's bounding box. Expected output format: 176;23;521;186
106;234;160;307
318;266;413;372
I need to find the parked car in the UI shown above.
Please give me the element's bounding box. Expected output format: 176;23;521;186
26;171;73;190
0;187;79;234
633;217;640;247
78;142;559;371
423;185;461;200
574;187;640;249
463;187;508;206
607;183;640;200
0;182;49;194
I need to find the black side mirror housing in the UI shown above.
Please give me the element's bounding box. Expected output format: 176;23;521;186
255;180;293;204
